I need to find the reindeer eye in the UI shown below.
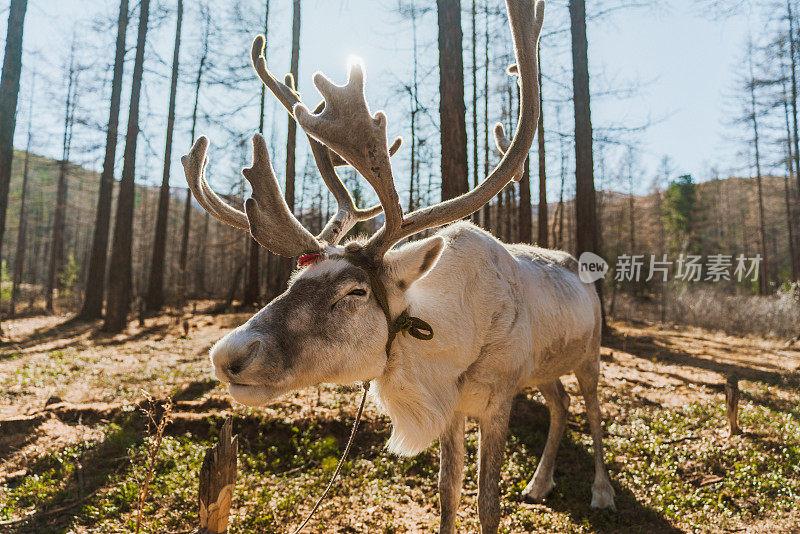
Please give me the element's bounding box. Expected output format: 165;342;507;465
347;288;367;297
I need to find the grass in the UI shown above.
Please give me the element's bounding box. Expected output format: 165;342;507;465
2;382;798;533
2;316;799;532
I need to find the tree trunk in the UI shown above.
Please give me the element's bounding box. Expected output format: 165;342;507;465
409;89;416;211
406;2;420;212
0;0;27;270
481;0;490;227
516;80;532;244
10;76;34;317
570;0;599;258
470;0;479;222
198;212;209;295
179;7;209;306
536;46;548;247
437;0;468;201
146;0;182;312
103;0;150;333
628;161;636;256
782;76;799;282
244;1;270;306
788;0;800;204
285;0;300;212
747;44;769;295
79;0;129;320
46;44;77;314
569;0;605;327
198;418;238;534
749;81;769;295
505;187;514;242
276;0;301;291
258;0;270;135
243;239;260;305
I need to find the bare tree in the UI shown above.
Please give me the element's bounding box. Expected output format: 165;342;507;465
471;0;479;220
285;0;301;211
243;0;270;306
146;0;183;312
0;0;28;266
46;41;79;313
178;3;210;305
744;38;769;294
103;0;150;333
536;45;548;247
783;0;800;278
517;83;533;243
782;69;799;280
10;72;34;317
79;0;129;320
272;0;302;290
569;0;604;324
437;0;468;201
481;0;490;227
570;0;599;256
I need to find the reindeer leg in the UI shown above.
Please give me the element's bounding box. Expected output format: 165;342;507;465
477;399;512;534
575;360;616;511
438;413;465;534
523;379;570;502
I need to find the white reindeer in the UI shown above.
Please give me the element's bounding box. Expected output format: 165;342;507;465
182;1;615;531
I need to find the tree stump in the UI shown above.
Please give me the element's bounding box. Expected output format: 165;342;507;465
725;375;742;436
198;417;238;534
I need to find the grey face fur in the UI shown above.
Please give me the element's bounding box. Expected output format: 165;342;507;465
210;259;389;406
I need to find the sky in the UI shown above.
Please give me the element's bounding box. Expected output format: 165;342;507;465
0;0;779;204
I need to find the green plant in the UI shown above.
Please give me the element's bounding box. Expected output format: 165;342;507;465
58;252;80;296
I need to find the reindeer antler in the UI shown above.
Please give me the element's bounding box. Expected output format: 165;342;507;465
360;0;544;257
182;136;250;232
181;135;321;257
292;63;404;241
250;36;401;246
493;123;524;182
184;0;543;261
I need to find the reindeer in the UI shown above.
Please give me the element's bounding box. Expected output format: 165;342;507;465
181;1;614;531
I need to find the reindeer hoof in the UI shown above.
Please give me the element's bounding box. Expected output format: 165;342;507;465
522;477;555;503
590;483;616;511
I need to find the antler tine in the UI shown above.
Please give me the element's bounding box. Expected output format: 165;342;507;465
493;123;524;182
182;136;250;231
293;62;404;247
329;136;403;167
303;99;379;245
242;135;322;256
182;135;321;258
250;36;387;246
365;0;545;257
251;35;300;112
252;36;401;174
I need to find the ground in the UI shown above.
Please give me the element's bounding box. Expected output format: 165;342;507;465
0;311;799;533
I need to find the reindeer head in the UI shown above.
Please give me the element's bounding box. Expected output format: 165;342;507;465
182;0;544;406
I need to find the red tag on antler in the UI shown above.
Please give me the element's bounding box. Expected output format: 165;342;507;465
297;252;322;268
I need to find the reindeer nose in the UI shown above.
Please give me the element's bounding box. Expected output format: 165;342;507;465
210;330;262;383
224;359;244;378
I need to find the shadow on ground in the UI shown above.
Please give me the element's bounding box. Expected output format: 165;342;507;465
604;329;800;389
508;394;683;533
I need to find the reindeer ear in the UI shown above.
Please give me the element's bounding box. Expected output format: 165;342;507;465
384;236;445;290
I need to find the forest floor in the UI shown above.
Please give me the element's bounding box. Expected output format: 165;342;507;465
0;309;799;533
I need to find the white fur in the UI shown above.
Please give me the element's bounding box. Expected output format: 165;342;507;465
209;221;614;522
369;222;600;455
